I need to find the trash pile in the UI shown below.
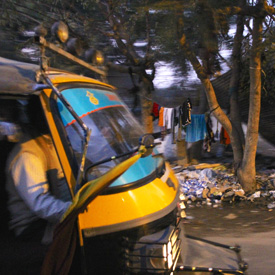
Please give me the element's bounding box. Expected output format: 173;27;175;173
173;164;275;209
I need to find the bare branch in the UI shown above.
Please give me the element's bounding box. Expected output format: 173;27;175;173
244;19;253;35
106;62;141;73
216;1;275;18
98;0;141;66
218;52;232;69
145;6;151;59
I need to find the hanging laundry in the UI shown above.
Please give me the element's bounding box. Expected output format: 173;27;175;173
172;107;179;144
185;114;207;142
214;120;219;139
220;126;231;145
158;107;164;127
163;107;173;130
151;102;159;121
180;98;192;127
158;107;166;141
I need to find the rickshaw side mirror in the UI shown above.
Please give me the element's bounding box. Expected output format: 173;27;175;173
139;134;155;158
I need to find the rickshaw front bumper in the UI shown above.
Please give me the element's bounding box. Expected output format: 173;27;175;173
123;219;185;274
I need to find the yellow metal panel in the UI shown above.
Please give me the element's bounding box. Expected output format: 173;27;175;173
48;74;114;89
78;163;179;229
39;91;76;197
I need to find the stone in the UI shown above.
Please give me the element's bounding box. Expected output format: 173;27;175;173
224;213;237;220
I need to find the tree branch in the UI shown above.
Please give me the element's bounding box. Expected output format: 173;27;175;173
98;0;141;66
216;2;275;18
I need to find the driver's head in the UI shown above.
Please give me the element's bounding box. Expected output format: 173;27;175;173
25;96;50;136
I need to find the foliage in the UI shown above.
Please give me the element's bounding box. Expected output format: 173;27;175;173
0;0;235;80
239;24;275;106
1;0;275;103
261;31;275;105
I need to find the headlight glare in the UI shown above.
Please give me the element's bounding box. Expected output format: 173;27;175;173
124;222;182;273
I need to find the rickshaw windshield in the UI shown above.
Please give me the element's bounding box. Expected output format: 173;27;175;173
57;87;144;179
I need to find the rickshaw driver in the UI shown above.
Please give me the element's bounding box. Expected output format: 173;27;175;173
5;97;72;245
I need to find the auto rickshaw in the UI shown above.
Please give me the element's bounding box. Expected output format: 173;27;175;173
0;24;247;275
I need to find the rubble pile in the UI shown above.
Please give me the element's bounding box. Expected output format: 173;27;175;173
173;164;275;209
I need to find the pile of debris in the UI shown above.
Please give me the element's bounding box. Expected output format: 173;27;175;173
173;163;275;209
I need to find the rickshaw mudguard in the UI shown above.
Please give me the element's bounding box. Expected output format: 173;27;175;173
77;160;180;237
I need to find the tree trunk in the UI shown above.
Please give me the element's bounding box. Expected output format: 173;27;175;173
179;31;255;193
229;0;246;168
139;87;153;133
177;140;188;166
237;14;263;193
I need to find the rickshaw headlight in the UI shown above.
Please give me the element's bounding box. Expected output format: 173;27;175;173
94;50;105;65
124;224;181;273
51;21;69;43
66;38;83;56
84;49;105;66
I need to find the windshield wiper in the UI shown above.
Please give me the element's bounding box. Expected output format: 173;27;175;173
86;134;161;169
87;147;139;169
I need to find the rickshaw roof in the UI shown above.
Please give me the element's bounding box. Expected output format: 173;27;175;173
0;57;40;96
0;57;113;96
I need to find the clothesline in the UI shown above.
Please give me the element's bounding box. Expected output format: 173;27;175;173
151;100;230;152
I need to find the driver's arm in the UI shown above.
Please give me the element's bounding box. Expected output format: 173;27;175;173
11;152;71;223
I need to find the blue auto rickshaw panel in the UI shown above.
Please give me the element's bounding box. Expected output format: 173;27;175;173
110;153;163;187
58;88;125;127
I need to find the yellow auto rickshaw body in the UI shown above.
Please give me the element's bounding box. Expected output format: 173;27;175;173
0;57;184;274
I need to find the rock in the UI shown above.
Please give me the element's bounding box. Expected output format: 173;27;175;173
219;185;232;193
199;168;217;180
196;202;202;207
224;213;238;220
235;190;245;197
202;188;209;198
269;178;275;188
180;211;187;218
247;191;261;201
190;195;197;202
185;215;195;220
267;202;275;209
172;166;184;173
209;186;218;194
223;190;235;197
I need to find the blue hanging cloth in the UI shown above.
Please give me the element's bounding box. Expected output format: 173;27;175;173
185;114;207;142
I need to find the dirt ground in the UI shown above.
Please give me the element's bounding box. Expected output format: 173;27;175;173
184;203;275;238
182;204;275;275
174;136;275;275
